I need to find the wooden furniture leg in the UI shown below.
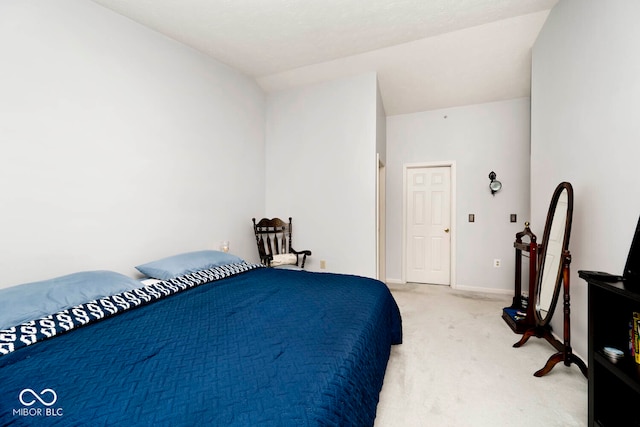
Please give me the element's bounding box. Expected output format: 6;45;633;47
534;253;587;377
514;251;588;378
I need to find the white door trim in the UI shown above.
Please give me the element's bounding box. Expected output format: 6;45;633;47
376;154;386;282
402;161;457;288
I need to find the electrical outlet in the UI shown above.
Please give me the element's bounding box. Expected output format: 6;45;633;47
493;259;501;268
320;260;326;269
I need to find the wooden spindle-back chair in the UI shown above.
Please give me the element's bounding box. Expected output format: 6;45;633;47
252;217;311;268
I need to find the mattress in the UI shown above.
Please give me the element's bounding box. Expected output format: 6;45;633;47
0;264;402;426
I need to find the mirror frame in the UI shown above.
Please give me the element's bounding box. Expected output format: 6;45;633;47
533;182;573;327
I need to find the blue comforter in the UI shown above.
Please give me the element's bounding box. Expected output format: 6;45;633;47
0;267;402;426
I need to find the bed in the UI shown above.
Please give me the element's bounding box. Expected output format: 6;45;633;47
0;251;402;426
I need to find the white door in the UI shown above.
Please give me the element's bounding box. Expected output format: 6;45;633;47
406;166;451;284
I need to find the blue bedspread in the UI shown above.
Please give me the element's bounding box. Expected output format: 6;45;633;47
0;267;402;426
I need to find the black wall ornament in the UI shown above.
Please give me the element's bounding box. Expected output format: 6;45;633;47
489;171;502;195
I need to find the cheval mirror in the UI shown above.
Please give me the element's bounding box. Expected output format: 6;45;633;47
513;182;588;378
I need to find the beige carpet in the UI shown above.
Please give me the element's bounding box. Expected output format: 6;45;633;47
374;283;587;427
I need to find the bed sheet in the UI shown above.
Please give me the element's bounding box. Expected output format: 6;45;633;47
0;266;401;426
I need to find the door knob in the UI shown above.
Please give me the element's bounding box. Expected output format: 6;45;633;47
444;228;450;233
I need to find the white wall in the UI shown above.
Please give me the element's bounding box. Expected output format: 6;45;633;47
531;0;640;360
0;0;265;287
386;98;531;291
265;73;379;277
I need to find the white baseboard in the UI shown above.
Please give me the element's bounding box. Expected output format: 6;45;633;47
385;278;513;296
452;284;513;295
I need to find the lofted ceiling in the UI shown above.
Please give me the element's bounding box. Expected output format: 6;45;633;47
90;0;558;115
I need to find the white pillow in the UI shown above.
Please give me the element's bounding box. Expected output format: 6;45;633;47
270;253;297;266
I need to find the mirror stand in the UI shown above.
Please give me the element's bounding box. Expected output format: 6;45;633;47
513;251;587;377
510;182;587;377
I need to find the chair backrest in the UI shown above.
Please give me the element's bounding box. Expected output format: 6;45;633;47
252;217;293;259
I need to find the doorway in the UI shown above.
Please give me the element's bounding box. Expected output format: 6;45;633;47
403;162;456;285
